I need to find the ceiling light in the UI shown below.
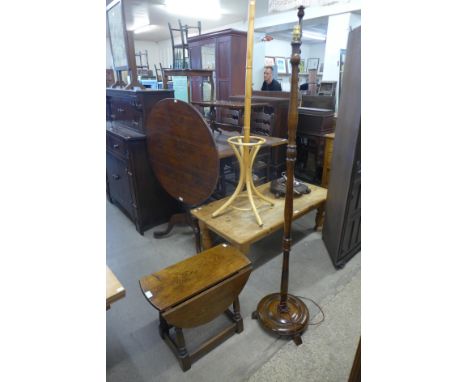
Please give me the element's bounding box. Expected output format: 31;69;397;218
133;24;158;34
163;0;221;20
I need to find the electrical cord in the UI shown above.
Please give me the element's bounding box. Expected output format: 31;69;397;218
296;295;325;326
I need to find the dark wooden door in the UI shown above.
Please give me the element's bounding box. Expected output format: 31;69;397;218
106;152;134;220
322;26;361;268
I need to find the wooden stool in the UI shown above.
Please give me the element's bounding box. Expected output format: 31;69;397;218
139;244;252;371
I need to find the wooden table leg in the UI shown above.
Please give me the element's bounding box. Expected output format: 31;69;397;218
232;297;244;333
198;221;213;251
315;201;326;231
175;327;191;371
237;243;250;254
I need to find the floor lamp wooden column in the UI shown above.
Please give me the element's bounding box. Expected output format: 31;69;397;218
211;0;275;227
252;6;309;346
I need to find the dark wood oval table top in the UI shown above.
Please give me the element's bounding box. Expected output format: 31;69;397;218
139;244;251;312
146;98;219;207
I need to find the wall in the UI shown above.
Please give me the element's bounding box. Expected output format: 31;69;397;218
349;12;361;30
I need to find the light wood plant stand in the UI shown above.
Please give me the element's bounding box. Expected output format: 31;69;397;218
211;136;275;226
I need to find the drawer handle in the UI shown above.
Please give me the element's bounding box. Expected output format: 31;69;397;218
113;144;119;149
112;174;120;180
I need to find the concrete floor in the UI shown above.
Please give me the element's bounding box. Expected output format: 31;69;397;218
106;200;360;381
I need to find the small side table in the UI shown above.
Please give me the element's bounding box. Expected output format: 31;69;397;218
139;244;252;371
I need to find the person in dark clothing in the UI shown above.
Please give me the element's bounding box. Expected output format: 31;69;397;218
261;66;282;91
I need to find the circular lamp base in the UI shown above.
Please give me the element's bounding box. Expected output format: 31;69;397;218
253;293;309;345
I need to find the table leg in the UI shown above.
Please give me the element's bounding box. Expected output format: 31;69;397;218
198;221;213;251
232;297;244;333
315;201;325;231
237;243;250;254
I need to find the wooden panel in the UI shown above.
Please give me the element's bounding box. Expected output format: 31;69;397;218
230;34;247;97
217;80;231;101
139;244;251;311
189;45;201;69
215;37;230;79
163;267;251;328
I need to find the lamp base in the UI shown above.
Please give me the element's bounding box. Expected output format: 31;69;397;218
252;293;309;346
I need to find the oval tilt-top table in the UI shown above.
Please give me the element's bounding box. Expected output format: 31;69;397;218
145;98;220;251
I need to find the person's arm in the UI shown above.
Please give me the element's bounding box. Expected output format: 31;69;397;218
275;80;282;91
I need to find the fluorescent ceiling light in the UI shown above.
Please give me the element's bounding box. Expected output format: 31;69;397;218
163;0;221;20
133;24;158;34
302;30;326;41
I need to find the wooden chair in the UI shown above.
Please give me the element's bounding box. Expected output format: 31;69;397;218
168;20;201;69
154;64;162;82
218;108;242;133
251;110;275;136
139;244;252;371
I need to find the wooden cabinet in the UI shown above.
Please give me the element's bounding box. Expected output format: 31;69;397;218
295;106;336;184
188;29;247;102
106;89;179;234
322;27;361;268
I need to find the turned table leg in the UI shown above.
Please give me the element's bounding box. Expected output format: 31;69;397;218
175;327;191;371
198;221;214;251
237;243;250;254
232;297;244;333
315;201;326;231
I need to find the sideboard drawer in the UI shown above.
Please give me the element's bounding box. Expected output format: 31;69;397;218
106;133;129;159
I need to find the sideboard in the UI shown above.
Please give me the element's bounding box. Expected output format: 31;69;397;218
106;89;179;234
